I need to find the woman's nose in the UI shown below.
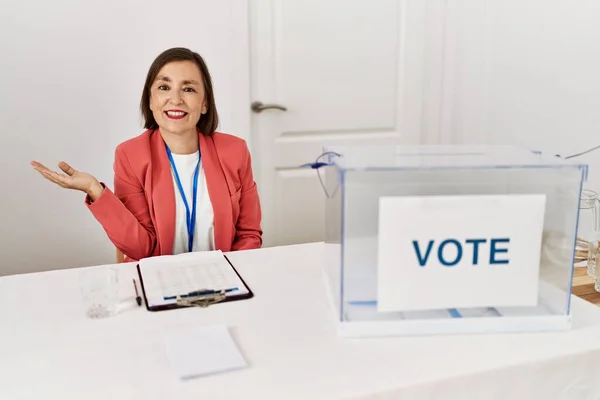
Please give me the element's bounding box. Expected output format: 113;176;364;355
170;92;183;105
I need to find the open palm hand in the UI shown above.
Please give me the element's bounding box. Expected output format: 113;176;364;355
31;160;100;194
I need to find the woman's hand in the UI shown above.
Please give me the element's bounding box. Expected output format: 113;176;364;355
31;160;104;201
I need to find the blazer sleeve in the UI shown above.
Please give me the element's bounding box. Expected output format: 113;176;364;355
231;142;263;250
86;145;157;260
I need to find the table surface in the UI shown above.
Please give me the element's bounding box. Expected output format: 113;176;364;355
572;266;600;306
3;243;600;399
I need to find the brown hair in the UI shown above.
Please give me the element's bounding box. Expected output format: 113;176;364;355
140;47;219;135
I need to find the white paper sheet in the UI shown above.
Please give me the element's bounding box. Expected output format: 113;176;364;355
377;194;546;312
164;325;248;379
139;251;249;307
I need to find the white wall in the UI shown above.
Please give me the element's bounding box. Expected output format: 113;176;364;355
0;0;250;275
433;0;600;190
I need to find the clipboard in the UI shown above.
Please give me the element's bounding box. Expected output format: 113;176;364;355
136;252;254;312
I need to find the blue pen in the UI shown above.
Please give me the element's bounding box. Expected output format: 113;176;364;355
163;287;238;301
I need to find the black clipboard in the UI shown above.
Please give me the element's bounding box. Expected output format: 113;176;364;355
136;254;254;312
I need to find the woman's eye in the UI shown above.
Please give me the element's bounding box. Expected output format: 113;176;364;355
158;85;169;91
183;87;196;93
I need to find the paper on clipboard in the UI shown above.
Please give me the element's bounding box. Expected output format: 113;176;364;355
139;250;249;308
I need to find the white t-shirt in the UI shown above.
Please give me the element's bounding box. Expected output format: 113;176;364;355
169;151;215;254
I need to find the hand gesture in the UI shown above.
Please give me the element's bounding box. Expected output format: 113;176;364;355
31;160;104;199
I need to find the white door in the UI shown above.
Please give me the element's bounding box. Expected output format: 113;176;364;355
250;0;438;247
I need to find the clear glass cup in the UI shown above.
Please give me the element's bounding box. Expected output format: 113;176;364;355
578;189;600;276
80;267;119;318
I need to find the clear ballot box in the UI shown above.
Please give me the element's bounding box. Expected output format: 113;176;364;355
321;145;588;337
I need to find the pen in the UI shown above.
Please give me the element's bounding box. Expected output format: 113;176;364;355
163;287;238;301
133;279;142;306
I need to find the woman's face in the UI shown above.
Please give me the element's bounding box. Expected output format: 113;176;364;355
149;60;206;136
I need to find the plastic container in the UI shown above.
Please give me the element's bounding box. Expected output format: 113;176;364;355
321;145;587;337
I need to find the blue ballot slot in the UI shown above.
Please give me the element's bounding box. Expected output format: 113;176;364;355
315;144;588;338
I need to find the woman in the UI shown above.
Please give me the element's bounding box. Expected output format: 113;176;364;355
31;47;262;262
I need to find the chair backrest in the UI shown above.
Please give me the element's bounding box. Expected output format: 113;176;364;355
116;248;124;264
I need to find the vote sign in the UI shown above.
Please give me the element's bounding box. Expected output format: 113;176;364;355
377;194;546;312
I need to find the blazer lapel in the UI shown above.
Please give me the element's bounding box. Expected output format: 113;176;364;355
199;133;233;251
150;130;176;255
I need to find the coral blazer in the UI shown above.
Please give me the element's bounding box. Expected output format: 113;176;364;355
86;129;262;262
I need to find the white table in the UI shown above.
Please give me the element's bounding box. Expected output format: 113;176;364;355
2;242;600;399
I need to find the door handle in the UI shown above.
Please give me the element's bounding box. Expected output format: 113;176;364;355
251;101;287;113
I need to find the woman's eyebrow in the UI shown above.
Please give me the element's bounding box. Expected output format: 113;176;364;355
155;76;198;86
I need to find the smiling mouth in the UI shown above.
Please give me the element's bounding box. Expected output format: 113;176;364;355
165;110;188;120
